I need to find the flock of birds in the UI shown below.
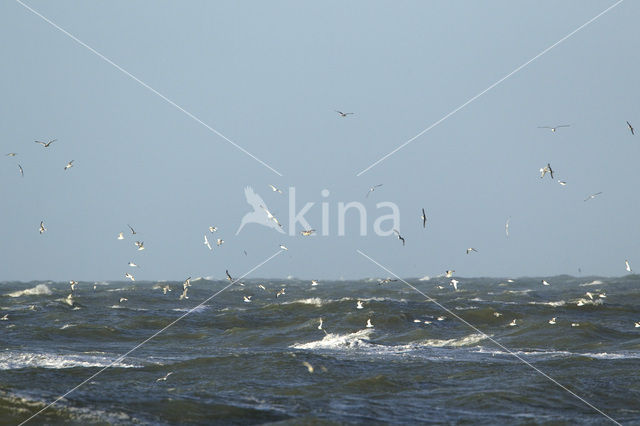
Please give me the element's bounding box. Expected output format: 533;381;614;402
4;113;639;381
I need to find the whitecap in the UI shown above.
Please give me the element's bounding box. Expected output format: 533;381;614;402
0;351;139;370
5;284;52;298
579;280;604;287
291;329;375;350
419;333;488;348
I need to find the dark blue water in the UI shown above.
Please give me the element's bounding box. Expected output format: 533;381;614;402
1;276;639;424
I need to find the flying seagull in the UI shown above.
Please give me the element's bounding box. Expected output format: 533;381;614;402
311;280;319;286
39;221;46;234
584;192;602;202
156;372;174;382
117;232;124;240
268;184;283;194
135;241;144;251
204;235;212;250
505;217;510;237
335;110;354;117
300;229;315;236
279;244;288;251
34;139;57;147
627;121;635;135
260;204;283;229
538;125;570;132
128;261;139;268
558;180;567;186
6;153;17;157
276;288;286;298
366;318;374;328
243;295;252;303
378;278;398;285
466;247;478;254
64;160;74;170
209;226;217;232
125;273;135;281
539;163;554;179
450;279;459;291
445;270;455;278
366;184;383;198
127;224;136;235
548;317;556;325
17;164;23;177
421;208;426;228
626;259;632;272
225;270;233;282
216;238;224;246
542;280;550;286
393;229;405;246
356;300;364;309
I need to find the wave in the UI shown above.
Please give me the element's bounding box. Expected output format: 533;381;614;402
0;351;139;370
473;348;640;360
5;284;52;298
291;329;375;350
579;280;604;287
291;330;488;352
419;333;488;348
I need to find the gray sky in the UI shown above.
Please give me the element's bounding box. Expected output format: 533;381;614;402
1;1;638;282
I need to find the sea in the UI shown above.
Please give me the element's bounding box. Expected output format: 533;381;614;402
1;275;639;425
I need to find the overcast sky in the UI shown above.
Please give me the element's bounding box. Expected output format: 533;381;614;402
1;1;638;282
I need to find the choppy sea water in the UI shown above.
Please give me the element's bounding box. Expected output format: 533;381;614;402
1;276;640;425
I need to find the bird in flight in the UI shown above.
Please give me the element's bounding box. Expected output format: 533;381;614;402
117;232;124;240
216;238;224;247
445;270;455;278
125;273;135;281
127;224;136;235
6;153;17;157
39;221;46;234
466;247;478;254
378;278;398;285
542;280;550;286
279;244;288;251
366;318;374;328
584;192;602;202
276;288;286;298
421;208;427;228
538;125;570;132
335;110;354;117
35;139;57;147
260;204;283;229
626;259;632;272
225;270;233;282
128;261;139;268
209;226;217;232
17;164;23;177
539;163;554;179
243;295;252;303
204;234;212;250
300;229;315;236
269;184;283;194
366;184;383;198
505;217;510;237
156;372;174;382
627;121;635;135
64;160;74;170
135;241;144;251
450;279;459;291
557;180;567;186
393;229;405;246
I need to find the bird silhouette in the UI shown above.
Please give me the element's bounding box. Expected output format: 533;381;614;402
236;186;285;235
